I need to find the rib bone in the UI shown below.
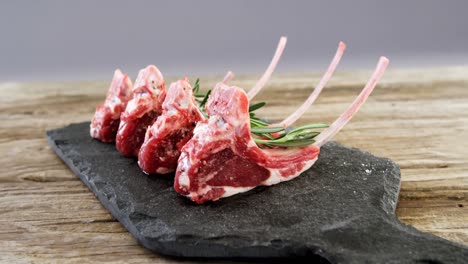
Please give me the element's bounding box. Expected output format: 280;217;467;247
275;41;346;127
314;56;389;147
247;36;287;100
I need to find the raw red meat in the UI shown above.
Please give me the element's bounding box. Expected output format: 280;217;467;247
90;69;133;142
116;65;166;157
137;37;287;174
138;78;204;174
174;57;389;203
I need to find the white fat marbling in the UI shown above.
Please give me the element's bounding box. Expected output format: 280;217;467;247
177;153;190;188
219;185;256;198
262;157;318;186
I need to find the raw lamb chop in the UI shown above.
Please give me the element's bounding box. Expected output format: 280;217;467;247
138;78;205;174
174;57;389;204
138;37;287;174
116;65;166;157
138;71;234;174
90;69;133;142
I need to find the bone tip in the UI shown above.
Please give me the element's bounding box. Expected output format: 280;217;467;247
339;41;346;50
380;56;390;65
224;71;234;83
280;36;287;44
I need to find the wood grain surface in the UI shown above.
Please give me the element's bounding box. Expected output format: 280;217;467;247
1;67;467;263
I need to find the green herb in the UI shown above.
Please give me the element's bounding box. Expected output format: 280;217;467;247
192;78;200;94
199;89;211;108
251;123;328;147
250;126;284;134
248;102;266;112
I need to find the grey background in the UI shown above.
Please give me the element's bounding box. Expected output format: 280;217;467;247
1;1;467;82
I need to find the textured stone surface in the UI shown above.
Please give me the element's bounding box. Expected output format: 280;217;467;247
47;122;468;263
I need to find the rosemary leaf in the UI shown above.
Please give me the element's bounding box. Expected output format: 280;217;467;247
288;123;328;134
192;78;200;93
251;126;285;134
199;89;211;108
254;138;316;147
248;102;266;112
250;118;269;127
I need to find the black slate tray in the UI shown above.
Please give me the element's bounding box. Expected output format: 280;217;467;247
47;122;468;263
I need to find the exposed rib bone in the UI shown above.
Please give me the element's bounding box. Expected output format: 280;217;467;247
222;71;234;84
247;36;287;100
314;56;389;147
275;41;346;127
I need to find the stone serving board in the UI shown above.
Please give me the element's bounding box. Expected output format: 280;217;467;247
47;122;468;263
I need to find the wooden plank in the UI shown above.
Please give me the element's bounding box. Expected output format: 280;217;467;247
1;67;467;263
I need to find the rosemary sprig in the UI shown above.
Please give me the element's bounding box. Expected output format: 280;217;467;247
249;109;269;127
251;123;328;147
191;79;326;148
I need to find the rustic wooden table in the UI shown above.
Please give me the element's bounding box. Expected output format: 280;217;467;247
1;67;467;263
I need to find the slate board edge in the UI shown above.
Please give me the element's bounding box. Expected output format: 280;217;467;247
46;132;150;251
345;145;402;216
